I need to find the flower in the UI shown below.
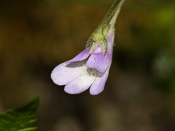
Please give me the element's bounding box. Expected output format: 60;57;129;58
51;0;126;95
51;29;115;95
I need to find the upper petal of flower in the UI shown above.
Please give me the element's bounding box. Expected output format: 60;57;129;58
51;48;90;86
68;48;90;62
64;73;96;94
89;67;110;95
86;52;112;73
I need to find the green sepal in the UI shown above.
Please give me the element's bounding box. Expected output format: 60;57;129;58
86;0;126;55
87;24;110;55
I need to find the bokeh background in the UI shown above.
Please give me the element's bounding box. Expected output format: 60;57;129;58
0;0;175;130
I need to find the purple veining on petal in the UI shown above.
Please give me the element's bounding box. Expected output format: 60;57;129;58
87;68;104;77
64;74;96;94
86;52;112;73
66;59;87;68
89;67;110;95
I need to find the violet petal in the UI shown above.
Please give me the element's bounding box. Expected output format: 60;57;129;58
51;62;86;86
89;67;110;95
86;52;112;73
51;48;90;86
68;48;90;62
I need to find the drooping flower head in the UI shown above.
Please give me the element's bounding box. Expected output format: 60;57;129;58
51;0;126;95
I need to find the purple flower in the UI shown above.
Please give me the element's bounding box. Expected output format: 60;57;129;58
51;30;115;95
51;0;126;95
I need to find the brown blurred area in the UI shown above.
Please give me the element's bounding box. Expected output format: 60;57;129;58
0;0;175;131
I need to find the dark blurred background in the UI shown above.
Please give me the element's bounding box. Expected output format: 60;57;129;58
0;0;175;130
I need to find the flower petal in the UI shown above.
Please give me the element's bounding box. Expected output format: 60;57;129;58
86;52;112;73
51;62;86;86
64;74;96;94
89;67;110;95
51;48;90;86
68;48;90;62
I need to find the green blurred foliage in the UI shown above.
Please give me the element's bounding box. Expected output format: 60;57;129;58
0;0;175;131
0;97;39;131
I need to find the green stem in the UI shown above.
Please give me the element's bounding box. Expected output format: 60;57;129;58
97;0;126;30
